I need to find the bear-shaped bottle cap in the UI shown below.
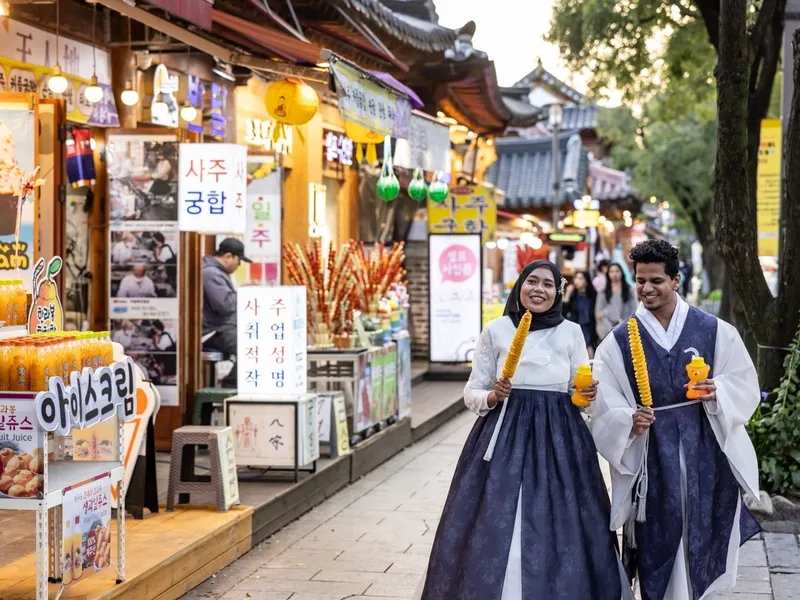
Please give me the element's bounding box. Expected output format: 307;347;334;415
689;356;706;368
576;364;592;376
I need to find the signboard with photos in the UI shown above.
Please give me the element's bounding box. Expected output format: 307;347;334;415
61;474;113;587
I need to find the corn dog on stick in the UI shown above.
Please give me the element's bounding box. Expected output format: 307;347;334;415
501;311;531;379
627;318;653;407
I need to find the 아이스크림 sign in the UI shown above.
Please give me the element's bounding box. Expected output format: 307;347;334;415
35;357;138;436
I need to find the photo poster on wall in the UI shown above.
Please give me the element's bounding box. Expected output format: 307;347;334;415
428;233;483;363
106;134;180;406
0;100;37;291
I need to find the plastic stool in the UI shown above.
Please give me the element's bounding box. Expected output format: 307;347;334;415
166;426;230;512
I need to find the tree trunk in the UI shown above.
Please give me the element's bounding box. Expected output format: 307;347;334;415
715;0;782;389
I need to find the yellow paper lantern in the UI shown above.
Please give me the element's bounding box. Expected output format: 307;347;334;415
265;77;319;144
345;121;385;165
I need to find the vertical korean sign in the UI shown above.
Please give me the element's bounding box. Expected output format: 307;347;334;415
178;143;247;234
428;234;482;363
244;158;281;285
107;135;180;406
237;286;307;396
61;474;112;587
0;97;36;290
757;119;781;257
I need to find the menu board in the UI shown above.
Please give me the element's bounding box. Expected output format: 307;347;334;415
0;394;44;500
429;234;482;363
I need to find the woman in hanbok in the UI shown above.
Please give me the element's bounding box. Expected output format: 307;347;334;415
415;260;631;600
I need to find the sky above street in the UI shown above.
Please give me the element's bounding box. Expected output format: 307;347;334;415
433;0;575;88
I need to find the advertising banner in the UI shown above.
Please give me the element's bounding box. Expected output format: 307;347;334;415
429;234;482;363
61;474;112;586
757;119;781;257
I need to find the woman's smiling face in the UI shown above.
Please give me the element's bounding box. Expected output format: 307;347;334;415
520;267;557;313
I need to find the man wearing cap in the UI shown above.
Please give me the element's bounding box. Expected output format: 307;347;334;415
203;238;251;388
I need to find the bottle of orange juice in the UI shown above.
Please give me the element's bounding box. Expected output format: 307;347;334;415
101;331;113;366
572;364;594;407
12;280;27;326
9;340;30;391
0;280;9;326
29;341;48;392
0;340;10;390
67;332;81;377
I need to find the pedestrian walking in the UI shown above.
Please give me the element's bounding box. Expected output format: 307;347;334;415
593;258;610;294
415;260;631;600
563;270;598;357
591;240;761;600
595;262;638;341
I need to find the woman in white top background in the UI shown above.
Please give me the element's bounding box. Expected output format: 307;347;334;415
416;260;631;600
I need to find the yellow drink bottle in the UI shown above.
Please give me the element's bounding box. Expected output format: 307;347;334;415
102;331;113;365
0;341;8;390
30;342;48;392
572;364;594;407
0;280;9;325
79;333;92;370
62;520;73;585
12;280;26;326
68;333;81;377
686;356;711;399
9;340;30;391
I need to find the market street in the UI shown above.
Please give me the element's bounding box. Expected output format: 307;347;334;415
180;411;798;600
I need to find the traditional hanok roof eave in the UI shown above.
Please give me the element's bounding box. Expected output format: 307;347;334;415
512;59;586;105
486;133;589;209
589;158;639;202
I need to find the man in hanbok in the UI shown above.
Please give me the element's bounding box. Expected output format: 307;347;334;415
591;239;761;600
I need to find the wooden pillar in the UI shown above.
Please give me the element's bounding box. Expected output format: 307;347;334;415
339;166;360;242
282;113;323;280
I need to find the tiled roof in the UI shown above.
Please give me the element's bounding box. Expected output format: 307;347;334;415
589;158;638;201
486;133;589;209
511;60;586;104
379;0;440;23
540;104;600;132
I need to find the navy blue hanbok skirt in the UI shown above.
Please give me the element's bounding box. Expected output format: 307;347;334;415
420;389;626;600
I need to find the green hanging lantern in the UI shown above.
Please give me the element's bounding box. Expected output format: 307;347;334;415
408;167;428;201
429;170;449;203
376;137;399;202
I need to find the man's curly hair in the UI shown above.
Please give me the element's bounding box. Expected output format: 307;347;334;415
629;239;680;278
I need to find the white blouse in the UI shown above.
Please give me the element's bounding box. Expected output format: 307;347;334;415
464;317;589;416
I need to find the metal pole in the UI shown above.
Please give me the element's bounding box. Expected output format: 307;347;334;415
552;127;561;269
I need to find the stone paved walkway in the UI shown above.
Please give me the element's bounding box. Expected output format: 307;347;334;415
182;411;800;600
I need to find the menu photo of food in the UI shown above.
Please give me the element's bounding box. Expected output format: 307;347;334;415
73;421;118;462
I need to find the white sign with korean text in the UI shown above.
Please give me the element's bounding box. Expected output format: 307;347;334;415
34;357;138;436
429;234;483;363
178;143;247;234
237;286;307;396
245;163;282;267
215;427;240;510
393;113;451;174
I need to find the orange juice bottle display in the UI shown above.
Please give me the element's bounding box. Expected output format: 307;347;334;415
93;333;103;369
13;280;27;326
0;341;9;391
48;339;61;382
67;332;81;376
60;338;71;381
29;342;47;392
0;280;9;326
78;333;91;370
9;340;30;391
102;331;113;365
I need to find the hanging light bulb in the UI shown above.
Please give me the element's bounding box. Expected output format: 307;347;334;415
84;3;103;104
180;103;198;122
120;80;139;106
151;92;169;120
84;75;103;104
48;64;69;94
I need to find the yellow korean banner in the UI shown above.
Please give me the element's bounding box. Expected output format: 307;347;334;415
427;185;497;241
0;57;120;127
756;119;781;257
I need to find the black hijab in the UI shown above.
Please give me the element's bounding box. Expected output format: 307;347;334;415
503;260;565;332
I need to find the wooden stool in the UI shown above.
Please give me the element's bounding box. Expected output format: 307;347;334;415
167;426;230;512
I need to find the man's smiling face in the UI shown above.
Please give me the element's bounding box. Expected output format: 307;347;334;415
634;262;680;311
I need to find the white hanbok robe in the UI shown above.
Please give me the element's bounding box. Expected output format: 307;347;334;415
590;295;760;600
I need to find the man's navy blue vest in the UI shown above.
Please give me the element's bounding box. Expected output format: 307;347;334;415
613;307;759;600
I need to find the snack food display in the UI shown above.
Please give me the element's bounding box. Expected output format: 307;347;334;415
0;445;43;498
